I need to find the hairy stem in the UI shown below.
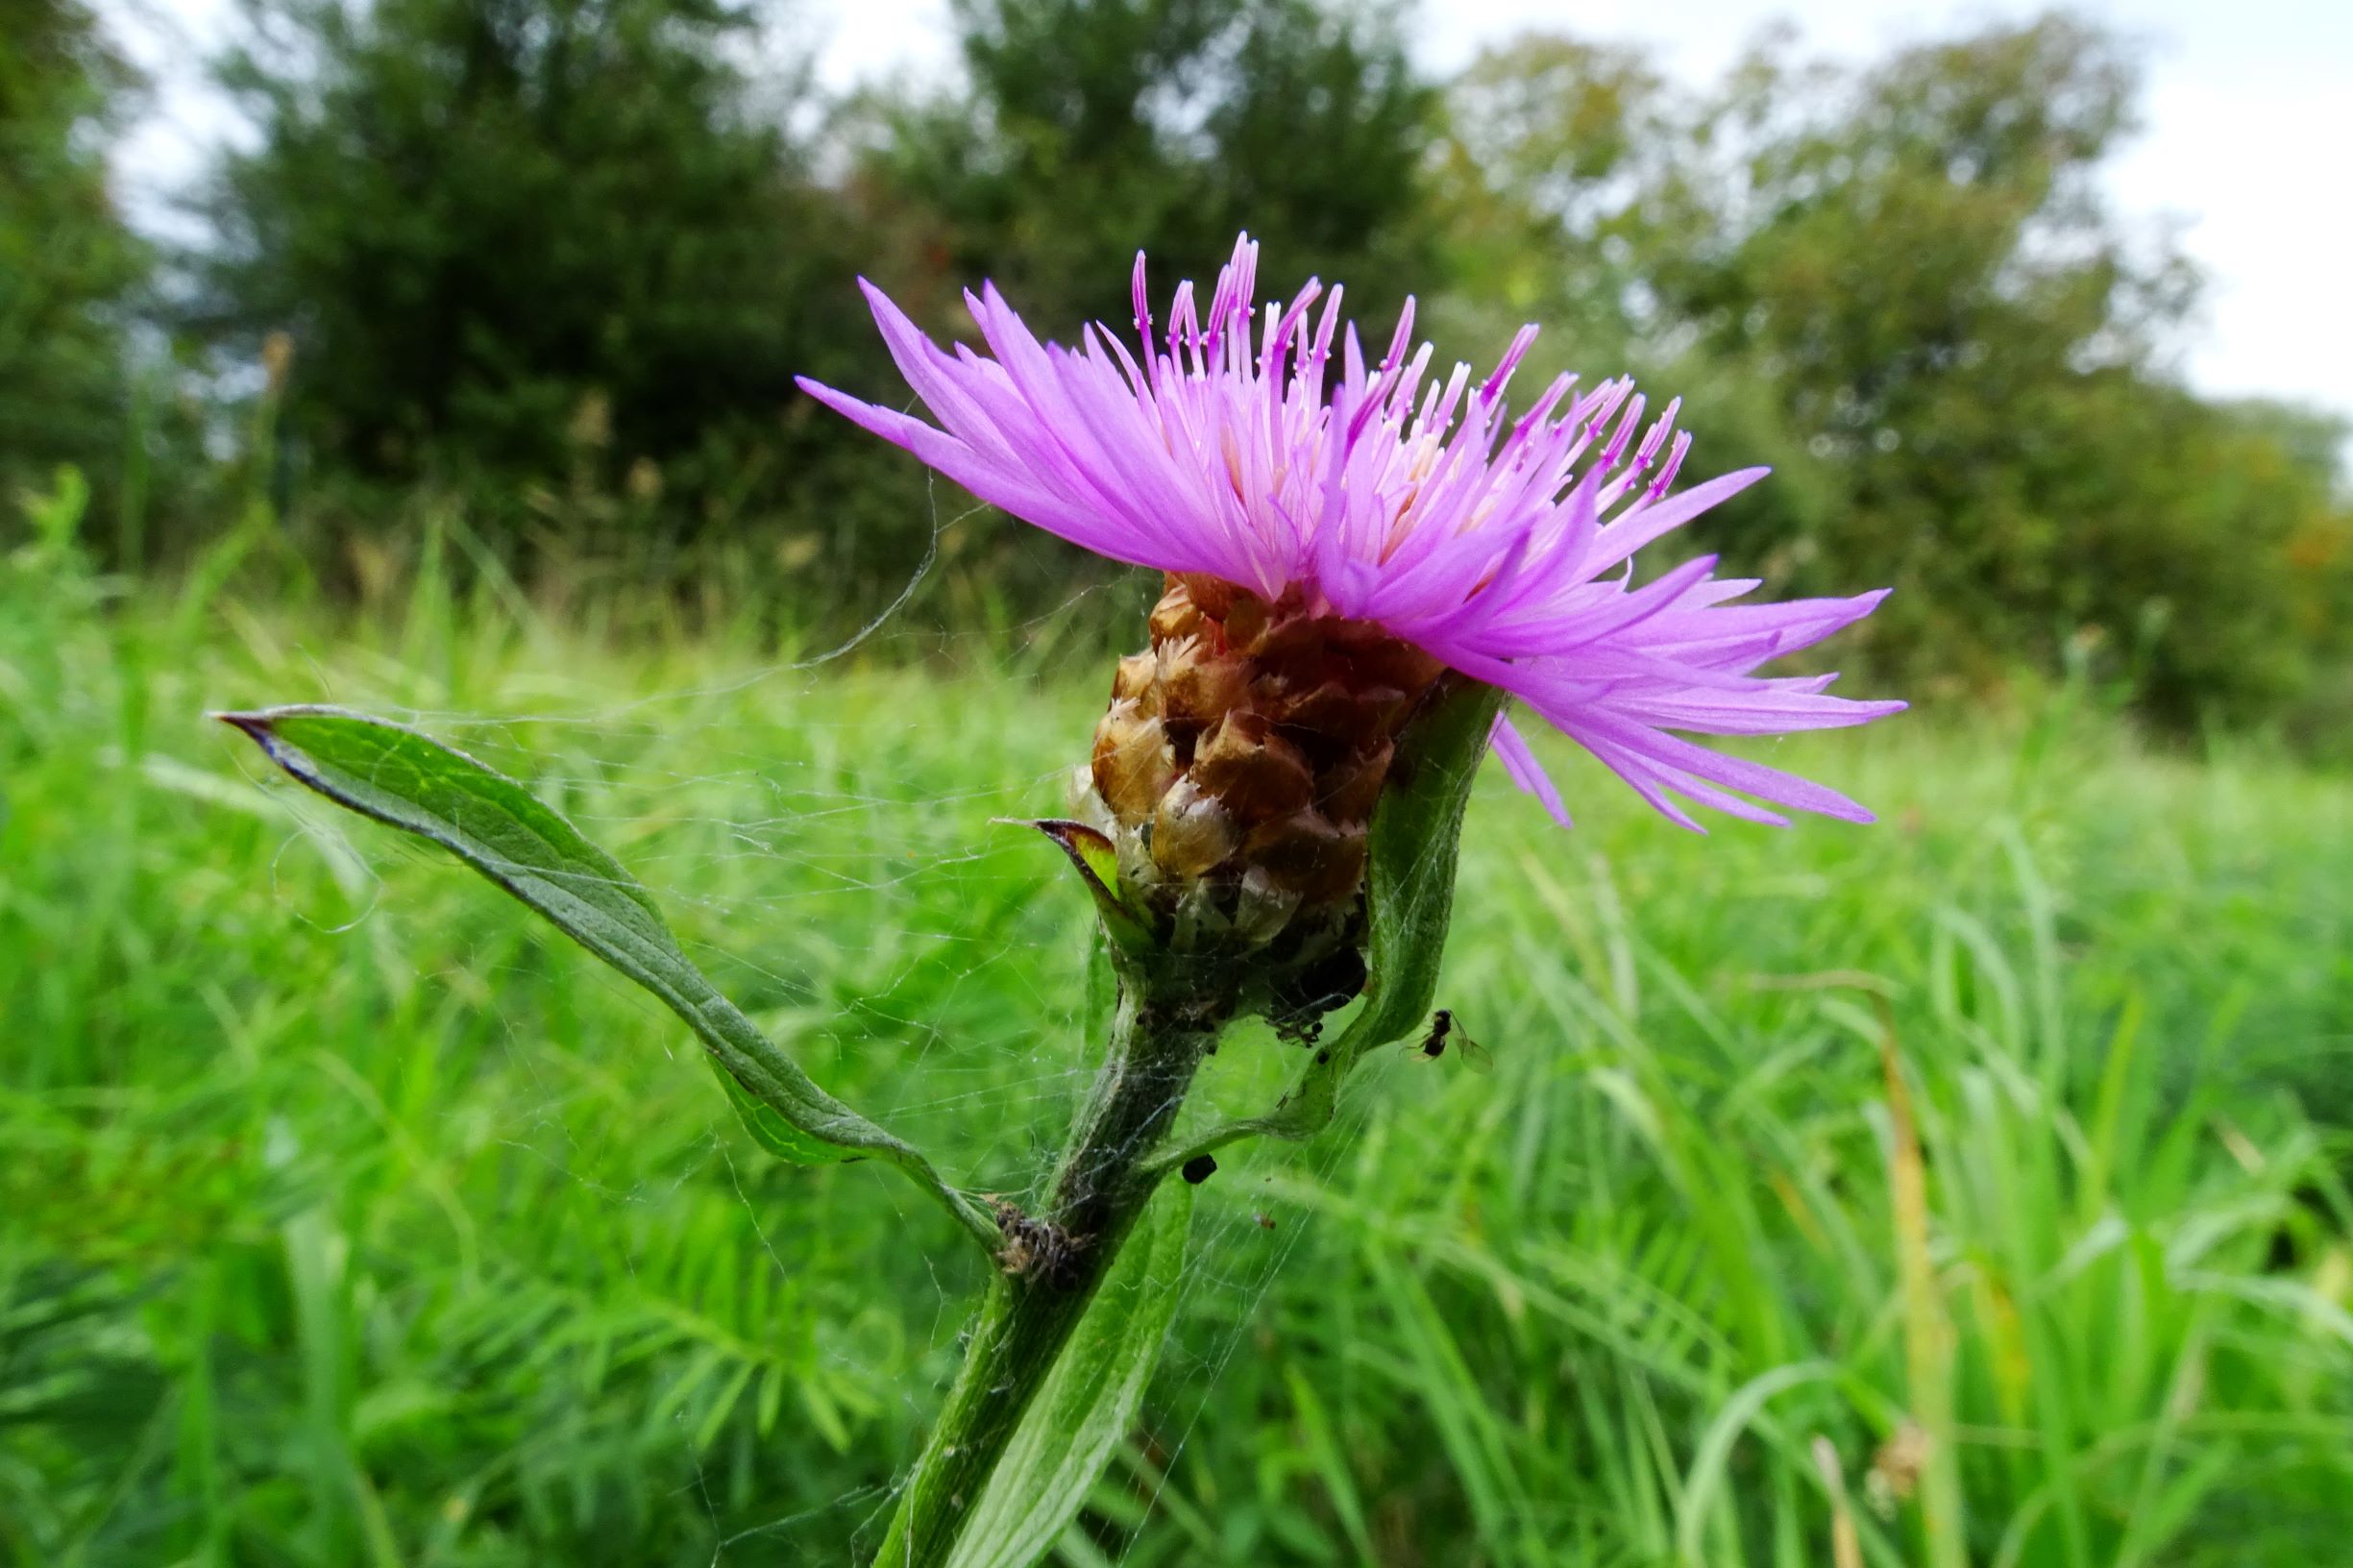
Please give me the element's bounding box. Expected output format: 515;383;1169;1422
871;985;1217;1566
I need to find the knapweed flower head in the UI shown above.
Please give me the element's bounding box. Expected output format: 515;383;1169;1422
799;237;1901;987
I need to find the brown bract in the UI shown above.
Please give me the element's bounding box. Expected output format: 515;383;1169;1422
1088;573;1445;921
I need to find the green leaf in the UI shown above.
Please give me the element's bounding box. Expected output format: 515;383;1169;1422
1337;676;1508;1052
704;1058;846;1166
219;705;996;1247
942;1181;1194;1568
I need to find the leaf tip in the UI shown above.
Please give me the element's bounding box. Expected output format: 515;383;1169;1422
1002;817;1152;951
211;709;274;742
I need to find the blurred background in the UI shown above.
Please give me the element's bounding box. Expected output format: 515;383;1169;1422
4;0;2350;1564
15;0;2353;726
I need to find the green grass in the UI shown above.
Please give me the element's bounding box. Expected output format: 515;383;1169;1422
4;528;2350;1567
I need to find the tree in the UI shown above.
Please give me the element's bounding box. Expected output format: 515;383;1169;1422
0;0;150;518
862;0;1437;337
1433;36;1660;321
197;0;872;554
1443;13;2353;729
1418;35;1668;394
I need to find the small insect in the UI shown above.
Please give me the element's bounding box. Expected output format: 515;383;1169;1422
1253;1212;1277;1231
1413;1009;1491;1072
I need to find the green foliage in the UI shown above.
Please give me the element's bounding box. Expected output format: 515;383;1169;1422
5;547;2349;1564
1442;14;2353;731
219;704;1000;1242
196;0;882;556
0;1;151;515
1429;35;1663;351
863;0;1436;334
1650;19;2258;725
8;0;2344;730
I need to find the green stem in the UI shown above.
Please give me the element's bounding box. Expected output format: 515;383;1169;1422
872;986;1216;1566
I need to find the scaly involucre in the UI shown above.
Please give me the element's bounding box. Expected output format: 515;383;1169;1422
799;236;1904;829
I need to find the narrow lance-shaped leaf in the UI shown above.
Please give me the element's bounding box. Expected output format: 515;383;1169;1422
219;705;998;1249
940;1180;1194;1568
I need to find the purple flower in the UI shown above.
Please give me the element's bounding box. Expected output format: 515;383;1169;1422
799;236;1903;830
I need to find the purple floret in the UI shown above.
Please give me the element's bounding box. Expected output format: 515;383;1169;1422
799;235;1904;829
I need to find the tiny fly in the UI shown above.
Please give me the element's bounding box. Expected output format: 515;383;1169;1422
1412;1009;1490;1072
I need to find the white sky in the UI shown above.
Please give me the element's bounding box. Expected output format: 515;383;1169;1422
109;0;2353;423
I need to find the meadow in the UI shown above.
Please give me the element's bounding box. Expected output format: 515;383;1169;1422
5;519;2350;1568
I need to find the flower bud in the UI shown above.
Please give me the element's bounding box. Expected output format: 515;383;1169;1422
1078;573;1445;1029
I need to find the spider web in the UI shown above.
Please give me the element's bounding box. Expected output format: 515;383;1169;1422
241;483;1437;1566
